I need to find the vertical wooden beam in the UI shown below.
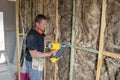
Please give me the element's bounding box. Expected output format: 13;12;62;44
54;63;58;80
96;0;107;80
39;0;44;14
43;59;46;80
43;0;47;15
43;0;47;80
69;0;76;80
16;0;20;80
55;0;59;41
54;0;59;80
24;0;27;28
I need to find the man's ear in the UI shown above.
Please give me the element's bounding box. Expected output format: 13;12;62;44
36;22;39;26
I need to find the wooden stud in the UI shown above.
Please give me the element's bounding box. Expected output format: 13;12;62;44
43;59;46;80
102;51;120;59
24;0;27;28
19;33;27;36
96;0;107;80
16;0;21;80
43;0;47;15
54;62;58;80
69;0;76;80
55;0;59;41
43;0;47;80
39;0;44;14
43;1;46;79
74;46;99;54
54;0;59;80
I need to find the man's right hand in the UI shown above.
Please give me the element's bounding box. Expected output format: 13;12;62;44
50;50;57;56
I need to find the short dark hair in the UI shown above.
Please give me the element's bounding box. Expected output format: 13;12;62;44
35;14;48;23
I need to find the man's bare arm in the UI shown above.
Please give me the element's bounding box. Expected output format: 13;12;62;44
29;50;57;58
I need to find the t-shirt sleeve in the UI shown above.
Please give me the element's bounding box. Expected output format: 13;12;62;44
26;35;38;50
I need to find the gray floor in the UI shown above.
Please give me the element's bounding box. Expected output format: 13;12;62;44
0;71;15;80
0;64;16;80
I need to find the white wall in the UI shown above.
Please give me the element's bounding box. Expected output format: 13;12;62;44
0;0;16;62
0;12;5;51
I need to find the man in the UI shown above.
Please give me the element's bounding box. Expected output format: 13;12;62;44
25;14;57;80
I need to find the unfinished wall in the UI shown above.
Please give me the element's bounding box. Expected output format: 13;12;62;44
45;0;72;80
58;0;72;79
103;0;120;80
74;0;120;80
73;0;101;80
44;1;56;80
19;0;120;80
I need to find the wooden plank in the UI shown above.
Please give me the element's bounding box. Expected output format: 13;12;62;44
54;63;58;80
43;1;47;79
43;1;47;80
39;0;44;14
102;51;120;59
43;0;47;15
96;0;107;80
69;0;76;80
8;0;16;1
24;0;27;28
43;59;46;80
54;0;59;80
55;0;59;41
19;33;27;36
16;0;21;80
74;46;99;54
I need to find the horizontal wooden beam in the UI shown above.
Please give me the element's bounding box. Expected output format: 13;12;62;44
8;0;16;1
102;51;120;59
19;33;27;36
74;46;98;54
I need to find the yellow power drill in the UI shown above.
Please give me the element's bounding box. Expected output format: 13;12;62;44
46;42;68;63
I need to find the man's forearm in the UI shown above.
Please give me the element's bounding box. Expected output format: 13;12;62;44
30;50;51;58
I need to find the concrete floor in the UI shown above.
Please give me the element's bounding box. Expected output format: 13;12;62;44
0;64;16;80
0;71;15;80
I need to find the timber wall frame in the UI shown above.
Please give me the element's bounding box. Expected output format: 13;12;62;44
15;0;120;80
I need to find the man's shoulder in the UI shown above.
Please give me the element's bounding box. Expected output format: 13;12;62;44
27;29;38;36
26;29;36;39
27;28;45;38
28;29;35;34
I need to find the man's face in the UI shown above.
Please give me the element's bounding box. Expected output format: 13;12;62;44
36;19;48;31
